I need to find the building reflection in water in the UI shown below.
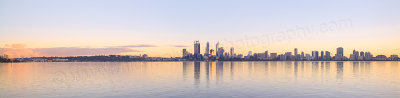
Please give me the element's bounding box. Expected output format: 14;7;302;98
181;61;376;87
353;62;360;78
294;61;298;80
248;62;253;75
337;62;344;80
205;62;210;88
216;61;224;84
353;61;371;77
182;62;188;81
325;62;331;77
230;62;234;80
312;62;319;78
194;62;200;87
3;61;399;98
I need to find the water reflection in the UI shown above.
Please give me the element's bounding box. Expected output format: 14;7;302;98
181;61;382;86
1;62;399;98
337;62;344;80
194;62;200;87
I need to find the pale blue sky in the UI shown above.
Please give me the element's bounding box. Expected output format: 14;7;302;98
0;0;399;57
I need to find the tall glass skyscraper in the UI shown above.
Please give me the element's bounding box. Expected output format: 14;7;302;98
230;47;234;56
205;42;209;56
336;47;344;60
194;41;200;56
216;42;219;56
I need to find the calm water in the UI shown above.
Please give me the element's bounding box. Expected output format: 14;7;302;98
0;61;399;98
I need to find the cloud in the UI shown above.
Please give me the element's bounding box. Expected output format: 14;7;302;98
4;44;26;49
33;47;142;57
1;44;39;58
114;44;157;48
172;45;188;47
1;44;143;58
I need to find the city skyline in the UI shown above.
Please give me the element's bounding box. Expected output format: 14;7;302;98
180;40;399;61
1;0;400;58
1;40;400;59
1;0;400;98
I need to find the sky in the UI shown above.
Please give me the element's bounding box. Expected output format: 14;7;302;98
0;0;399;58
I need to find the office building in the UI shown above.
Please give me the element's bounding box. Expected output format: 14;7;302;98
325;51;331;61
270;53;277;60
336;47;344;60
182;49;187;57
312;51;319;61
205;42;210;56
230;47;234;56
194;41;200;56
216;42;219;56
321;51;324;60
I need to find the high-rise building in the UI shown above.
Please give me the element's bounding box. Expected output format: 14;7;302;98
270;53;277;60
205;42;210;56
364;52;373;60
301;51;305;60
359;51;365;61
230;47;234;56
216;42;219;56
285;52;292;60
336;47;344;60
264;51;269;58
321;51;324;60
210;49;215;56
360;51;365;57
350;50;360;61
325;51;331;61
294;48;298;56
194;41;200;56
354;50;359;60
312;51;319;61
218;47;225;58
182;48;187;57
390;55;399;61
279;54;287;61
306;54;312;61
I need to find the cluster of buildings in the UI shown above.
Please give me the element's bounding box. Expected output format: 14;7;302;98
2;41;399;62
182;41;243;61
182;41;400;61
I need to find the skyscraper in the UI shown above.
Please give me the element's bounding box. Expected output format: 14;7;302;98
360;51;365;57
336;47;344;60
230;47;234;56
352;50;359;60
218;47;225;58
210;49;215;56
325;51;331;60
205;42;210;56
182;48;187;57
321;51;324;60
194;41;200;56
312;51;319;61
360;51;365;60
264;50;269;58
216;42;219;56
294;48;298;56
270;53;278;60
